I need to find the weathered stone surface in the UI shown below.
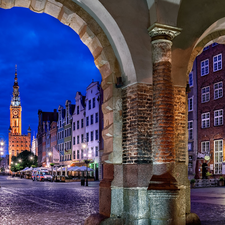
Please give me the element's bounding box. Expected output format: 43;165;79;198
95;51;108;69
69;13;86;34
0;0;15;9
15;0;31;7
30;0;46;12
58;6;75;25
44;0;62;18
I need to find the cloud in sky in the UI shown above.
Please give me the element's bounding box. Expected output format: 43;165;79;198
0;7;102;154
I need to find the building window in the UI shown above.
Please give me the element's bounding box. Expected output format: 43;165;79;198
86;132;89;142
86;117;89;126
81;134;84;143
214;82;223;99
73;122;75;131
188;121;193;140
95;130;99;140
201;59;209;76
202;112;210;128
188;97;193;111
95;113;98;123
77;136;79;144
212;42;218;47
201;141;210;153
62;131;64;138
91;131;94;141
214;140;223;174
77;150;80;159
77;106;79;115
91;115;93;125
203;46;209;51
89;100;91;110
213;53;222;72
201;86;210;103
95;146;98;157
81;119;83;128
65;130;67;137
188;143;192;151
73;137;75;145
77;121;79;130
189;72;193;87
73;151;76;159
214;109;223;126
93;98;96;108
81;149;83;159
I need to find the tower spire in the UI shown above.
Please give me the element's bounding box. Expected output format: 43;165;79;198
11;65;21;107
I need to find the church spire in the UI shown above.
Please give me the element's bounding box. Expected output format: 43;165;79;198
11;65;21;106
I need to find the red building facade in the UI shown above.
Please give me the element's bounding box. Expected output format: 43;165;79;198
196;43;225;178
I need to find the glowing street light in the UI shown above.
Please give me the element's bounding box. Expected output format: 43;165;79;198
18;159;22;163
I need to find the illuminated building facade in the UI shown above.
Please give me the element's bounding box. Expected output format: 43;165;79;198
8;67;31;168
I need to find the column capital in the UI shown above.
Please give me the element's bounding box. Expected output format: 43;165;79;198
148;23;182;41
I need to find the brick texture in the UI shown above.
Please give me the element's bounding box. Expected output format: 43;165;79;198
174;86;187;162
152;61;175;163
122;83;153;164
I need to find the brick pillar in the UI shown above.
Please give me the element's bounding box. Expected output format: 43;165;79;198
148;23;185;225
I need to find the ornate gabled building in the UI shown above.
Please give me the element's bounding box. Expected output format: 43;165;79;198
8;66;31;168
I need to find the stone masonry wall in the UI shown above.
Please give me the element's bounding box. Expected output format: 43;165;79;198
174;86;187;162
122;83;153;164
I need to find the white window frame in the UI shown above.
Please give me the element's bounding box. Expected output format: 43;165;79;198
201;141;210;153
201;86;210;103
188;97;193;111
189;72;193;87
213;53;222;72
214;140;223;174
214;109;223;126
188;121;193;140
202;112;210;128
214;81;223;99
201;59;209;76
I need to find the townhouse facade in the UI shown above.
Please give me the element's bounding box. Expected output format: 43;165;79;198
188;43;225;179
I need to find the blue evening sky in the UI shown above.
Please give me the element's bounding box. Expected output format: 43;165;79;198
0;7;101;155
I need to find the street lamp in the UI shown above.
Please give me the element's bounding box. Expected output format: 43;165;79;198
48;152;52;166
83;141;92;186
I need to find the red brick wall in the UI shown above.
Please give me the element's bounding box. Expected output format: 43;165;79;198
122;83;153;164
197;44;225;175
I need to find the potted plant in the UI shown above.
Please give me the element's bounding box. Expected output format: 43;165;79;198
190;179;196;188
219;177;224;186
206;171;212;178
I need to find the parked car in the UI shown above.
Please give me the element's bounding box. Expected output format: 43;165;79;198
36;171;53;182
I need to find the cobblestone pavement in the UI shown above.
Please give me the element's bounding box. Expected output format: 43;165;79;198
191;187;225;225
1;176;224;225
0;176;99;225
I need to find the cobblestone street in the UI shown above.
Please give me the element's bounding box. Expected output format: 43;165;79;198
1;176;225;225
191;187;225;225
0;176;99;225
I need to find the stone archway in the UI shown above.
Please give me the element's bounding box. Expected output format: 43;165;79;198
0;0;133;221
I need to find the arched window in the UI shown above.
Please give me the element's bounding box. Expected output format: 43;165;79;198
14;120;16;127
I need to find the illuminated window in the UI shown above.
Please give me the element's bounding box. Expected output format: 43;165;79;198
214;140;223;174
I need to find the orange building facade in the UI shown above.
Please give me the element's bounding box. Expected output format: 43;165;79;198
8;67;31;168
